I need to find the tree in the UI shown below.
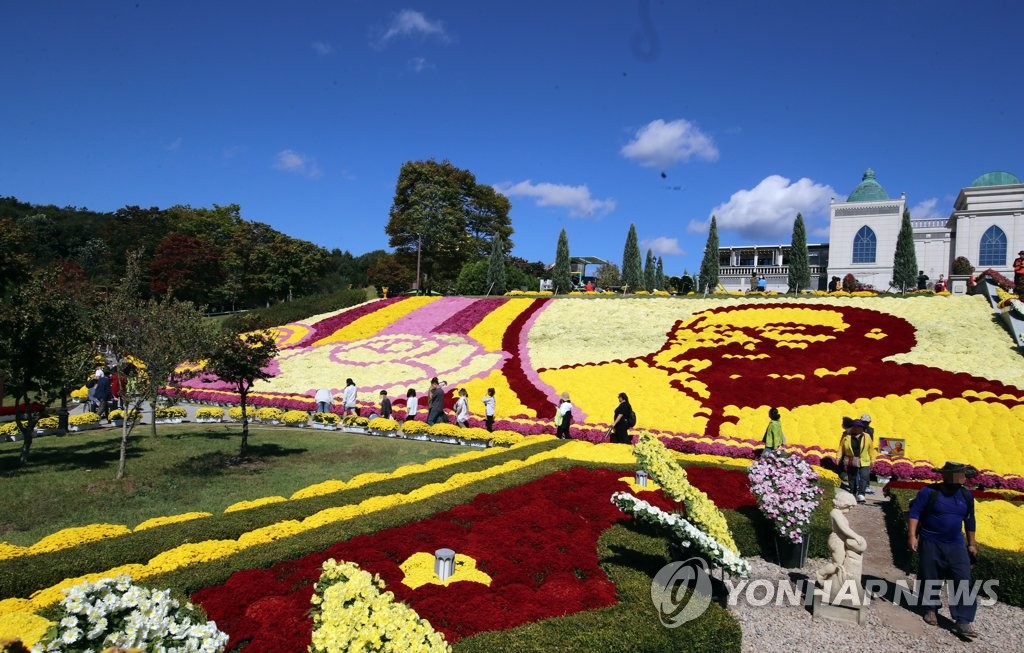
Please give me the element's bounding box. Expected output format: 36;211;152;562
0;217;31;297
455;260;490;295
505;266;537;292
205;317;278;457
698;216;720;293
656;256;665;291
385;160;513;290
621;224;643;292
366;254;414;296
595;263;621;289
787;213;811;293
643;249;656;291
0;266;97;465
507;257;547;279
892;208;918;292
149;232;224;306
97;251;214;478
487;236;507;295
552;229;573;294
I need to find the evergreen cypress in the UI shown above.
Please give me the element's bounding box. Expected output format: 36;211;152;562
697;216;720;293
486;235;506;295
787;213;811;293
644;249;656;291
552;228;573;294
656;256;665;291
892;208;918;292
621;223;643;292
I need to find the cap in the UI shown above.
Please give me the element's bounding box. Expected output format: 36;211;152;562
932;461;978;477
860;414;872;423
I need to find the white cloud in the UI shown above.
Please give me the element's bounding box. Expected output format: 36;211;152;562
687;175;837;241
494;180;616;218
375;9;450;47
909;197;946;220
273;149;322;179
620;118;719;168
311;41;333;56
408;56;435;72
641;237;684;256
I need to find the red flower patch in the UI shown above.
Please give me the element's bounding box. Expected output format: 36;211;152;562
192;466;752;648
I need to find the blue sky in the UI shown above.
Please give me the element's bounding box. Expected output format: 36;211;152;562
3;1;1023;275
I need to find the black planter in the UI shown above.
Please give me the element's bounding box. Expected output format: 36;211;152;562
774;533;810;568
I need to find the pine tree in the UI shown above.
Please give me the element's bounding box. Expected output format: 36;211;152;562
892;207;918;292
486;235;506;295
644;249;656;291
621;223;643;292
552;228;573;294
697;216;720;293
787;213;811;293
656;256;665;291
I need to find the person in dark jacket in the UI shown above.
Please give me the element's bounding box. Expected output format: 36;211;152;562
606;392;633;444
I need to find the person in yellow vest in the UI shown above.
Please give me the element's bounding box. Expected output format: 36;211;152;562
762;407;785;451
840;419;874;503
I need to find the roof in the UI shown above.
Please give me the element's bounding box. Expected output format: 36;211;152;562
970;171;1021;187
847;168;890;202
570;256;609;265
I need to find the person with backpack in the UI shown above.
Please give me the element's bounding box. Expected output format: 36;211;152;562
607;392;634;444
554;392;573;439
907;461;979;640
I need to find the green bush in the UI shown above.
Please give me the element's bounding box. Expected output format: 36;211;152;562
884;488;1024;608
222;288;367;331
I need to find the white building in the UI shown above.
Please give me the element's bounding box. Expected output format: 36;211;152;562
719;168;1024;293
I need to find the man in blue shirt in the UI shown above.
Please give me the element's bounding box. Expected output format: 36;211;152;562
907;461;978;640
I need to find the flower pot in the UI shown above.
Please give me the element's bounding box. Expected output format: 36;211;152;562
774;532;810;568
311;423;338;431
68;423;101;432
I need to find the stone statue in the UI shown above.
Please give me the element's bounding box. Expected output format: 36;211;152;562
816;489;867;604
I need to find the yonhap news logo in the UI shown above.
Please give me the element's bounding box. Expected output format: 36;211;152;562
650;558;713;627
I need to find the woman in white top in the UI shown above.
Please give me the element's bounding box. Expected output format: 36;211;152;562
455;388;470;427
342;378;358;416
555;391;573;439
405;388;418;421
314;388;333;414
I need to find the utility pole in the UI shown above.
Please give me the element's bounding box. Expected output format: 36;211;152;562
415;234;422;295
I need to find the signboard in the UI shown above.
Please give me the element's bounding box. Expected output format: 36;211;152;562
539;279;553;291
877;437;905;456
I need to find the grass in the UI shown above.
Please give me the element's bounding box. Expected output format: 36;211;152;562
0;423;471;546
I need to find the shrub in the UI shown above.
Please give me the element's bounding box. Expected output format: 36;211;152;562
841;273;858;292
952;256;974;275
222;288;367;332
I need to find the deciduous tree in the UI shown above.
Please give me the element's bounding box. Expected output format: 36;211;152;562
596;263;621;289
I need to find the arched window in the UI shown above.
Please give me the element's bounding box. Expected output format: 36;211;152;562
852;226;876;264
978;225;1007;267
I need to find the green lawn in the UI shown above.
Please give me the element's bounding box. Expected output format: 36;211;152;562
0;423;468;547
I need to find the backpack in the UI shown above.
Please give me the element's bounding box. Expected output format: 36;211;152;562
625;409;637;429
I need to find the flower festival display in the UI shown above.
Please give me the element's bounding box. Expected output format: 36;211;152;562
167;295;1024;481
36;575;228;652
308;559;450;653
748;449;823;544
281;410;309;426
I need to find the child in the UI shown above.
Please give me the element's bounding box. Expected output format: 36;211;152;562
405;388;418;421
454;388;469;428
379;390;392;419
482;388;496;432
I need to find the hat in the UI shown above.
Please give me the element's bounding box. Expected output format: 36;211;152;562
851;419;868;428
860;414;872;423
932;461;978;477
561;391;570;400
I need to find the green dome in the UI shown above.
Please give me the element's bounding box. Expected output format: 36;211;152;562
970;171;1021;187
847;168;890;202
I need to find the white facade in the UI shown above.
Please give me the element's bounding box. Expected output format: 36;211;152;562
827;195;907;291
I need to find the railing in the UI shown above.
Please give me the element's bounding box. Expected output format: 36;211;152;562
910;219;949;229
720;265;826;277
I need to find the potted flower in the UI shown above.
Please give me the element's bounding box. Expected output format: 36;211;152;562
255;407;285;425
748;449;823;568
154;406;187;424
367;417;399;435
34;415;62;435
227;406;244;422
108;409;142;427
282;410;310;427
311;412;340;430
195;406;224;423
341;414;369;433
68;411;102;432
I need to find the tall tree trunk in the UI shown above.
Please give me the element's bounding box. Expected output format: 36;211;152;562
17;392;34;465
149;393;158;438
239;388;249;457
117;419;129;479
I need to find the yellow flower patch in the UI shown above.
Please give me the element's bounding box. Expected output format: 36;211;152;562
134;512;212;531
467;298;536;352
224;497;287;513
314;296;440;346
399;552;492;589
975;500;1024;552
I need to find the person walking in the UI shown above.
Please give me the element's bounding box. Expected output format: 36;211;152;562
94;370;111;420
405;388;418;422
315;387;333;414
342;379;358;416
555;391;573;439
839;419;873;503
426;378;446;425
762;407;785;452
454;389;469;428
379;390;392;419
908;462;979;640
481;388;496;432
606;392;634;444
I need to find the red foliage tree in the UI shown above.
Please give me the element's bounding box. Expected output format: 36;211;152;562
149;232;224;306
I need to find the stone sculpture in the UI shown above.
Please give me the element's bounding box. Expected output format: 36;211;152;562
814;489;868;623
